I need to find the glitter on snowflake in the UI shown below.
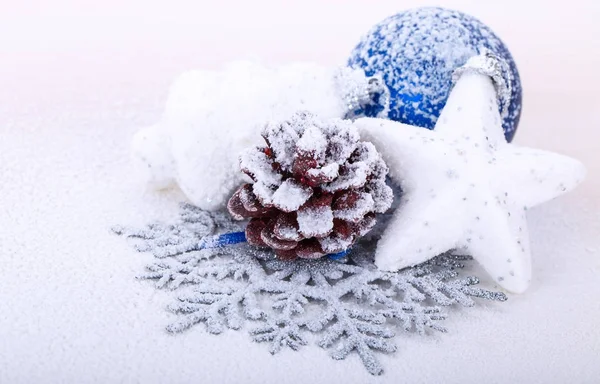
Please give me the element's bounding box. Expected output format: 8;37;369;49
114;204;507;376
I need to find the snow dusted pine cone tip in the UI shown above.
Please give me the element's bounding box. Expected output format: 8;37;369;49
227;111;393;260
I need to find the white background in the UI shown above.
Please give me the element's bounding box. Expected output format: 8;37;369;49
1;1;599;383
2;0;599;194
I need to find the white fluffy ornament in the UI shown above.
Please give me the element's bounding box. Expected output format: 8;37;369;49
355;55;586;293
132;61;388;210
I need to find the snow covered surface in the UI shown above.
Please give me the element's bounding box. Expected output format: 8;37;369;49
1;0;600;383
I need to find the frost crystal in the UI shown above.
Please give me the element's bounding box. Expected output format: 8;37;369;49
115;204;507;376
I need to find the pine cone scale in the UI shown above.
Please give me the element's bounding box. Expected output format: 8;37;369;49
246;218;269;247
261;222;298;251
273;212;303;241
295;239;326;259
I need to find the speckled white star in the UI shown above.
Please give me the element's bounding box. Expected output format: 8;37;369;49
355;71;586;293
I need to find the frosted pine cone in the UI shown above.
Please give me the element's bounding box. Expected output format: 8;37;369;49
227;112;393;260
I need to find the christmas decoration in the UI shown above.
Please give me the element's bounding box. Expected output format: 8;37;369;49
114;203;506;376
131;62;389;211
348;7;522;142
354;53;586;293
227;111;393;260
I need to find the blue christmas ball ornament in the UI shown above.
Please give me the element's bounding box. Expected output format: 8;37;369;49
348;7;522;142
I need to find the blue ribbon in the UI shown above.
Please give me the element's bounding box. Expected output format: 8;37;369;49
198;231;349;260
198;231;248;248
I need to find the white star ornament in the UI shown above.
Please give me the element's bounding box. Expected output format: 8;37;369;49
355;70;586;293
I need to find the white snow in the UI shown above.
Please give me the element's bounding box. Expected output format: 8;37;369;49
296;124;328;160
1;1;600;383
307;163;340;180
297;205;335;238
240;147;282;187
271;179;313;212
130;124;176;189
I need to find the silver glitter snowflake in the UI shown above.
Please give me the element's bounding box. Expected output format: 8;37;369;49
114;203;506;376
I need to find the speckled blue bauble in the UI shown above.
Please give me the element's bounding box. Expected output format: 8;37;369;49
348;7;522;142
